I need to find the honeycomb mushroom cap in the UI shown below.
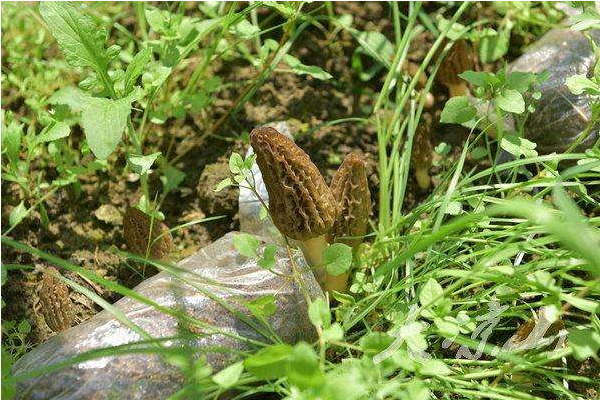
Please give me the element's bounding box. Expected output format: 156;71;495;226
250;127;338;241
328;152;371;248
123;207;173;259
411;124;433;171
437;40;475;87
39;267;73;332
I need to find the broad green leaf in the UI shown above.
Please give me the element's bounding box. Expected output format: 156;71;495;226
229;152;244;174
246;294;277;319
124;48;152;94
496;89;524;114
419;278;443;307
437;17;467;41
308;297;331;329
142;63;172;89
49;86;91;113
322;243;353;276
1;119;22;166
36;122;70;144
440;96;476;124
506;71;538;94
283;55;332;81
445;201;462;215
40;2;110;74
127;152;161;175
323;323;344;342
459;70;499;88
233;233;260;258
229;19;259;38
285;342;324;389
568;327;600;360
214;178;233;192
244;344;292;380
160;163;186;195
9;201;27;227
566;74;600;96
81;95;136;159
405;379;430;400
353;30;394;69
500;134;538;158
478;27;510;63
212;361;243;388
257;244;277;270
17;320;31;334
418;359;452;376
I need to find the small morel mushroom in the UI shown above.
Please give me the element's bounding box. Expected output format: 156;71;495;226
411;124;433;191
39;267;73;332
437;40;476;97
327;152;371;293
123;207;173;259
250;127;338;286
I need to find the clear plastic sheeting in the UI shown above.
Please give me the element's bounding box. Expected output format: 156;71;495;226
13;123;323;399
508;29;600;154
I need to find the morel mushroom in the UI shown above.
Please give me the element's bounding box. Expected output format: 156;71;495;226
411;124;433;191
250;127;338;287
39;267;73;332
437;40;476;97
123;207;173;259
327;152;371;293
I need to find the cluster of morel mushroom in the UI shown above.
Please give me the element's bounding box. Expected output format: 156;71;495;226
250;127;371;294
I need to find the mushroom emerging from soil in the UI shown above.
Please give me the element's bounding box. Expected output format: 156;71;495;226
327;152;371;293
437;40;476;97
250;127;338;288
411;124;433;191
38;267;73;332
123;207;173;259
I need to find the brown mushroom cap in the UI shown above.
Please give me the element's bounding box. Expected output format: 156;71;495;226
437;39;476;88
39;267;73;332
123;207;173;259
250;127;337;241
328;152;371;248
411;123;433;190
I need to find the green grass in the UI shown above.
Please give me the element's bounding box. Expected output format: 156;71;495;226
2;1;600;400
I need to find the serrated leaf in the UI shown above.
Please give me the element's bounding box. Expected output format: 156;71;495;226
229;152;244;174
283;55;332;81
233;233;260;258
124;48;152;94
40;2;110;74
127;152;161;175
212;361;243;388
496;89;524;114
440;96;476;124
81;96;135;159
9;201;27;227
322;243;353;276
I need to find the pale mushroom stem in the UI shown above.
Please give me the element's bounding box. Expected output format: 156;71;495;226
294;235;328;285
415;167;431;191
